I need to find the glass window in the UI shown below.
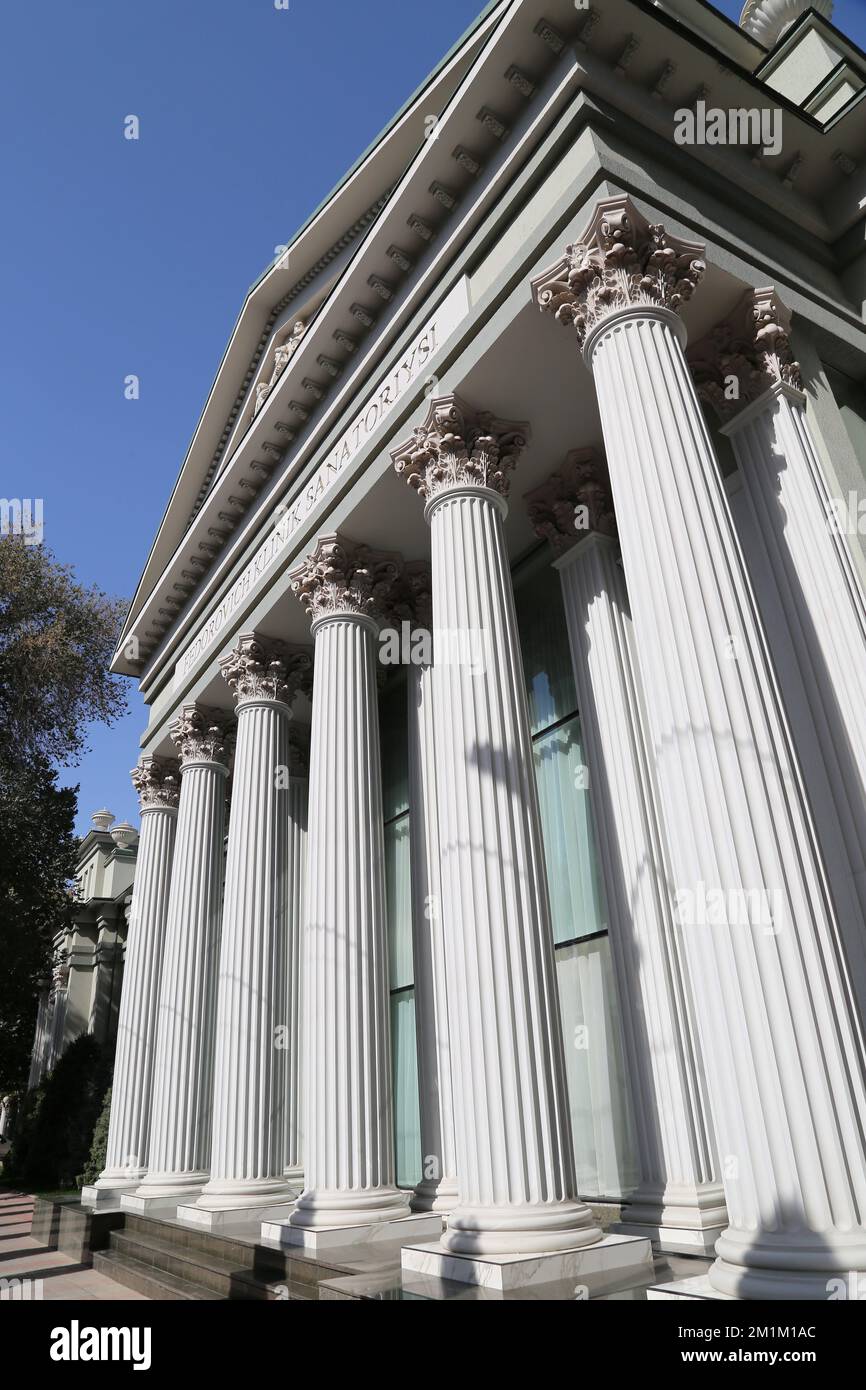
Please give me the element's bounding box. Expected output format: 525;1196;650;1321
514;545;638;1200
380;675;409;822
534;715;607;944
556;937;640;1201
390;991;422;1189
385;816;413;990
381;671;421;1190
514;552;578;734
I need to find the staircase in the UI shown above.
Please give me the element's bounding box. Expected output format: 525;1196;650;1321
93;1213;363;1301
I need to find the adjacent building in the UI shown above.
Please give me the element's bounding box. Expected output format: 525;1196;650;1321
27;811;137;1088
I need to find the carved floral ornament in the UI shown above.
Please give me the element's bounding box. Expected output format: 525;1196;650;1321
131;754;181;811
531;196;707;355
169;704;233;768
220;632;313;707
688;286;803;422
289;534;404;625
391;394;530;502
524;450;617;558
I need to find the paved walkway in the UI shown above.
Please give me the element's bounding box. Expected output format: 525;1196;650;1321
0;1191;147;1301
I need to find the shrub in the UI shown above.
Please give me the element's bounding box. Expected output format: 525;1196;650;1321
5;1034;111;1190
78;1084;112;1188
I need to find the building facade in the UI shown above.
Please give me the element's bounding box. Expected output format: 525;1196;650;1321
28;811;138;1088
84;0;866;1299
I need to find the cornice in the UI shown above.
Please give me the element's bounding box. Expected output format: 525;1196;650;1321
116;0;865;689
114;3;556;680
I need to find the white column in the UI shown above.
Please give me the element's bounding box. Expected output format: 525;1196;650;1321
193;636;311;1219
27;987;50;1090
285;536;409;1233
132;706;230;1205
407;600;459;1215
284;728;308;1188
696;291;866;999
526;454;726;1253
86;758;179;1200
534;195;866;1298
392;402;601;1258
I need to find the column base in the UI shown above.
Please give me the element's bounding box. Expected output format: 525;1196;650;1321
123;1172;208;1217
264;1209;442;1253
402;1232;653;1292
287;1185;411;1230
706;1226;866;1300
443;1199;601;1256
613;1219;724;1257
647;1273;735;1301
411;1177;459;1216
178;1198;297;1234
612;1183;727;1255
283;1164;304;1187
80;1183;138;1210
195;1177;301;1210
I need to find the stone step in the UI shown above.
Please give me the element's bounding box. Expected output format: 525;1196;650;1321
109;1227;277;1300
93;1250;211;1301
122;1212;261;1270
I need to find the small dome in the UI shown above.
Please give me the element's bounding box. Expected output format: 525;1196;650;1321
91;809;115;832
740;0;833;48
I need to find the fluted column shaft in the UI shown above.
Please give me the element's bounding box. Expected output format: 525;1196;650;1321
407;659;458;1213
199;693;296;1208
556;532;725;1245
139;726;228;1198
427;485;598;1255
725;383;866;970
586;303;866;1298
284;772;307;1185
97;796;177;1188
290;612;407;1228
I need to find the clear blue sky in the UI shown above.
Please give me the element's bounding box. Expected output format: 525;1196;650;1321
2;0;864;838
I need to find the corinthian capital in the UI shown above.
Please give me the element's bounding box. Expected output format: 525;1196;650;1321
524;450;617;557
289;534;404;624
169;704;233;769
688;286;802;421
219;632;313;708
131;755;181;811
391;394;530;502
531;196;706;352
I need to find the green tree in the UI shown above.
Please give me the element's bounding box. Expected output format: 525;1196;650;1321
0;536;129;1092
6;1035;111;1189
